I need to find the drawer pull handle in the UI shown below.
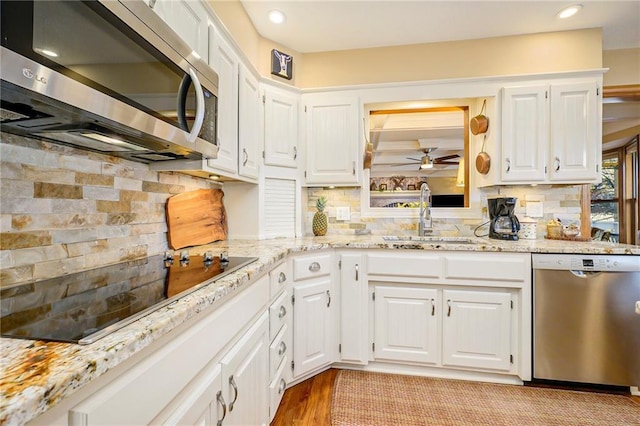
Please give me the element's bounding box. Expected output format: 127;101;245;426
293;146;297;160
355;264;359;281
278;271;286;283
229;375;238;411
431;299;435;316
278;378;287;394
554;156;560;172
242;148;248;166
309;262;321;272
447;300;452;317
278;341;287;356
505;158;511;173
326;290;331;307
216;390;227;426
278;305;287;319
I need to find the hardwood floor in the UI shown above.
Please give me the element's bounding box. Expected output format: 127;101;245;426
271;369;640;425
270;369;338;426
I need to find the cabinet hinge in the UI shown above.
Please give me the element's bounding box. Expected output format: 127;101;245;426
304;171;307;178
544;165;548;174
510;354;514;364
545;90;548;99
597;87;600;96
304;105;307;113
339;343;342;353
338;260;342;269
262;150;265;159
262;95;266;104
372;342;375;352
372;292;375;301
596;164;599;173
510;300;514;309
291;360;295;371
291;294;295;305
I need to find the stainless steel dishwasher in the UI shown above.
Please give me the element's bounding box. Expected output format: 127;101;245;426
533;253;640;387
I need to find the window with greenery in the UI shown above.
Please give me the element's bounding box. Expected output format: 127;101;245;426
591;153;620;241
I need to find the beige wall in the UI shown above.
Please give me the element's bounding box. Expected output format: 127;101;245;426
603;48;640;86
298;29;603;88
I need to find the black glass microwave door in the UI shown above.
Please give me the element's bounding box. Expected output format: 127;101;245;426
2;1;196;132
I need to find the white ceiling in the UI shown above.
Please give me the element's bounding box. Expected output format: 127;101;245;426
240;1;640;53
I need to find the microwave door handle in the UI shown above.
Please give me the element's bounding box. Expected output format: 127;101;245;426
177;74;191;131
188;68;205;143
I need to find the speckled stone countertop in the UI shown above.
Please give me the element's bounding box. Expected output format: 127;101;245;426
2;236;638;425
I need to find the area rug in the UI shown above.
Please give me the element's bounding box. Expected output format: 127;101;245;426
331;370;640;425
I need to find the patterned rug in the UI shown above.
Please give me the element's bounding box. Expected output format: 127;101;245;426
331;370;640;425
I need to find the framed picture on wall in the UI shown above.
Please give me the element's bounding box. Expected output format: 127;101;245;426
271;49;293;80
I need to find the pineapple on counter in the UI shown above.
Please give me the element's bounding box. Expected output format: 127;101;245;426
312;196;328;236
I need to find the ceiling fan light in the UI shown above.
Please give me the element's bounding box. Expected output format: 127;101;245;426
420;155;433;169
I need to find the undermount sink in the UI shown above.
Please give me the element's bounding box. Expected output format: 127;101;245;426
382;236;478;244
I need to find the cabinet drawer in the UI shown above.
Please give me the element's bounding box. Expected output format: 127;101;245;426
270;261;290;298
368;252;442;279
269;324;290;378
292;253;331;281
443;253;529;283
269;290;290;341
269;356;288;421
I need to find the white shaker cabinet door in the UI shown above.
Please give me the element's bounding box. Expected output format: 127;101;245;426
373;285;440;365
304;95;360;186
501;85;548;182
238;64;261;180
442;289;512;372
264;86;299;168
339;252;368;365
150;0;208;60
293;278;333;377
548;81;600;182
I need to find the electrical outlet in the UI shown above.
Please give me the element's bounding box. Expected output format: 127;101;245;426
336;206;350;221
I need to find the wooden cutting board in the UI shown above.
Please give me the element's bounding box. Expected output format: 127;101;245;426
166;189;228;249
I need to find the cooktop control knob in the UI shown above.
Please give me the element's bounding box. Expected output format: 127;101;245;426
180;250;190;266
220;251;229;264
203;251;214;266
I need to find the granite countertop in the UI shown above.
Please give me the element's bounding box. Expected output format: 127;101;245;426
2;236;638;425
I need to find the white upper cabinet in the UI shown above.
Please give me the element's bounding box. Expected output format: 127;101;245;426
207;24;239;174
264;85;299;168
500;80;600;184
303;94;361;186
238;64;262;180
150;0;208;60
501;85;548;182
548;82;600;182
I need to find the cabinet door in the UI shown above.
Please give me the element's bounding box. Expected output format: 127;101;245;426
207;26;238;174
501;86;548;182
238;64;261;180
151;0;208;60
339;253;368;364
162;363;223;426
293;278;333;377
549;82;600;182
221;312;269;426
373;286;439;364
442;289;512;371
304;95;360;186
264;86;299;168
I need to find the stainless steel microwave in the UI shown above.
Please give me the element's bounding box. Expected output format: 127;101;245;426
0;0;219;162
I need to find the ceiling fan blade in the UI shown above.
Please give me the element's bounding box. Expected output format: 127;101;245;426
406;157;421;161
437;161;460;165
434;154;460;162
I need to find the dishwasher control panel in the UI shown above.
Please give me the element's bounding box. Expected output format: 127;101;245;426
532;253;640;272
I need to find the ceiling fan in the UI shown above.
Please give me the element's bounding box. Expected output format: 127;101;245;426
391;148;460;169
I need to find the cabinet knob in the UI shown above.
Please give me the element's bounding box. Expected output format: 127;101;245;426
278;271;286;284
148;0;157;8
278;378;287;394
278;341;287;356
309;261;321;272
278;305;287;319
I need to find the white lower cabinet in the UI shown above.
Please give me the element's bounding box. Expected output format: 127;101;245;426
441;289;512;371
220;312;270;426
291;252;334;379
373;286;440;365
338;252;368;364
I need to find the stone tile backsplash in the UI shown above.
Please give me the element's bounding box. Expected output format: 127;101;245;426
0;133;215;287
305;184;583;237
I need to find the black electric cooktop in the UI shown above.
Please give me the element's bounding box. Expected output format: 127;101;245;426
0;253;257;345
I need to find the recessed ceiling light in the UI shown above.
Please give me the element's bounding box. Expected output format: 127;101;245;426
557;4;583;19
268;10;286;24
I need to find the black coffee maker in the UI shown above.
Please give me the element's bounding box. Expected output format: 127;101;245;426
488;197;521;240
